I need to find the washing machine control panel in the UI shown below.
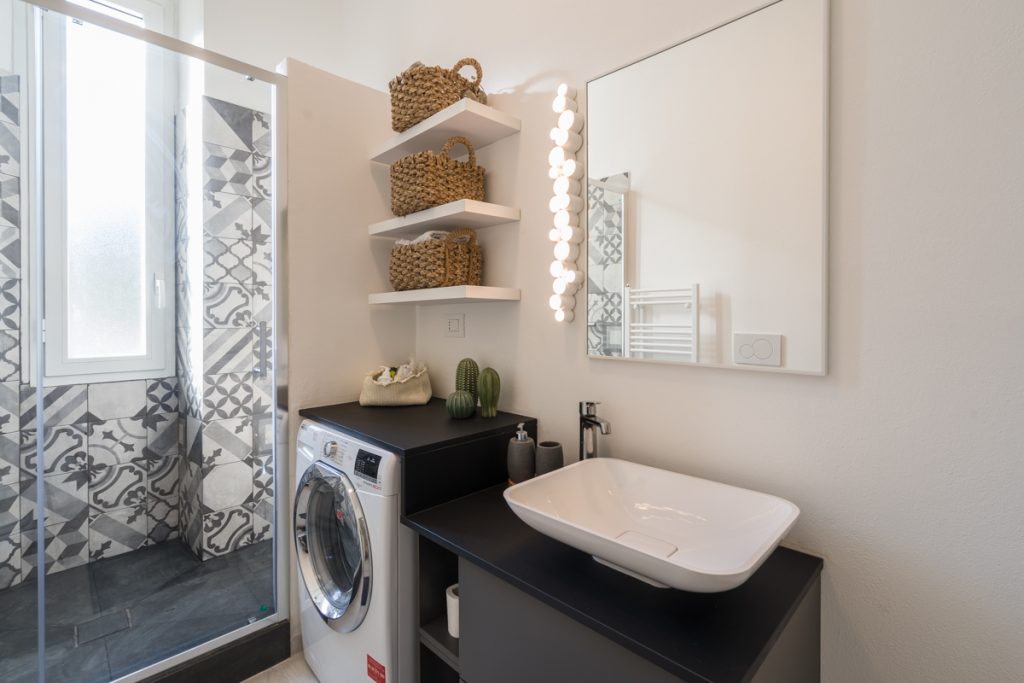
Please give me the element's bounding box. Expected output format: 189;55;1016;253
354;450;381;483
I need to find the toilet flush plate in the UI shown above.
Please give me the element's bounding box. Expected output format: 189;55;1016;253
733;333;783;367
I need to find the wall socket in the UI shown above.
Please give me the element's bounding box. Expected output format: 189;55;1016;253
445;313;465;338
733;333;783;367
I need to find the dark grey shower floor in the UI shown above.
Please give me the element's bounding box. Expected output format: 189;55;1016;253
0;540;274;683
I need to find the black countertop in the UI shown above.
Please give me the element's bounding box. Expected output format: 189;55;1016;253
405;485;823;683
299;398;535;456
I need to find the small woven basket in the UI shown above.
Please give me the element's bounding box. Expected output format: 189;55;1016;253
389;229;482;291
390;136;485;217
389;58;487;132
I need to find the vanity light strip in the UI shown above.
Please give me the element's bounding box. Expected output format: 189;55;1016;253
548;84;584;323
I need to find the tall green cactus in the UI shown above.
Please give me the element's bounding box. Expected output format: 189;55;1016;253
479;367;500;418
455;358;480;403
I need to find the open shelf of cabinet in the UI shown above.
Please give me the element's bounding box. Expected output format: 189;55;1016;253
369;200;520;239
369;98;522;164
419;615;460;673
368;285;520;306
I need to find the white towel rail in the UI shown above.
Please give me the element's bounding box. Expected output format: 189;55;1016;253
623;285;700;362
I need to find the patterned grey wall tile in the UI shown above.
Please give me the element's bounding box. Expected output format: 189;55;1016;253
86;419;146;471
147;494;179;545
0;173;18;228
252;111;271;156
202;505;252;558
252;324;273;377
88;505;146;560
203;190;252;239
0;278;18;330
185;416;202;466
204;143;253;196
252;152;271;199
251;375;273;419
204;236;253;284
251;499;272;544
88;462;146;512
252;454;273;507
0;225;20;279
20;384;88;429
21;509;89;578
147;453;179;500
200;460;251;512
203;327;253;375
0;119;18;177
146;377;179;415
203;372;253;420
201;417;252;467
21;425;89;475
0;74;19;127
252;237;271;287
0;479;17;536
251;284;271;325
0;381;17;433
19;471;89;532
184;508;203;558
0;532;20;589
0;432;16;484
203;97;254;153
0;330;18;381
86;380;146;422
251;197;270;238
204;282;251;327
143;412;178;461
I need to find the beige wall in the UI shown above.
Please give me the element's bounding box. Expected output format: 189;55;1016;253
284;58;414;643
322;1;1024;681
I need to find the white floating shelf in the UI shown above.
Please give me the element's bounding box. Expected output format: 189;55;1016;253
369;200;520;238
368;286;521;305
370;99;521;164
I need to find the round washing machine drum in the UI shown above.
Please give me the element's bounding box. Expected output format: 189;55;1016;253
295;460;373;632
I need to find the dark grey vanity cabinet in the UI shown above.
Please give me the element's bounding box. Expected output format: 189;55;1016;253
406;486;823;683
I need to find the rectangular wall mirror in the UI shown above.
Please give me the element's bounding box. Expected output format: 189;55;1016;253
586;0;828;374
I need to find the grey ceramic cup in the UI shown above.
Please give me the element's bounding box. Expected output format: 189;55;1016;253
535;441;564;476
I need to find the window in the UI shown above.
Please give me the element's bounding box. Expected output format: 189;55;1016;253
38;0;175;384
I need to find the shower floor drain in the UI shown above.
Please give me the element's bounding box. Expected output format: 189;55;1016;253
74;609;132;646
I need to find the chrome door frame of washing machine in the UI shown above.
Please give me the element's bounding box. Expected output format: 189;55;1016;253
294;460;374;633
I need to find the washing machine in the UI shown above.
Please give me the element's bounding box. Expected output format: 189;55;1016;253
295;419;417;683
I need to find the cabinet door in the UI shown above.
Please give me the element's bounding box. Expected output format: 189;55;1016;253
459;559;681;683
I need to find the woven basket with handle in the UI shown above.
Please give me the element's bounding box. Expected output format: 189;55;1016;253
390;136;485;217
389;58;487;132
389;229;483;291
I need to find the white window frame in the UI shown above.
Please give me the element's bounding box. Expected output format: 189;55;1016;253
33;0;176;386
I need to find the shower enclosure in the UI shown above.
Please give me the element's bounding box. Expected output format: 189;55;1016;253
0;1;286;681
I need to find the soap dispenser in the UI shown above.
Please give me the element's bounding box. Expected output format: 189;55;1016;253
507;423;535;485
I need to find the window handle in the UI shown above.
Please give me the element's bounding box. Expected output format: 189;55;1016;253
153;275;166;310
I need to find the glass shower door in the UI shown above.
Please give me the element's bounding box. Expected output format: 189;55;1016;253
0;2;283;681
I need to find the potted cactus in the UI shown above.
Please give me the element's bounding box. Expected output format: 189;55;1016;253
479;367;500;418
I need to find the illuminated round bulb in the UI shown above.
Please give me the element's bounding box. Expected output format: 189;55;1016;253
553;277;579;295
551;95;578;114
548;195;565;213
562;269;584;284
549;260;565;278
559;131;583;152
553;240;579;262
548;165;561;180
554;309;574;323
550;127;569;147
557;109;584;133
562;158;582;179
547;228;561;242
553;210;577;230
553;176;581;196
556;83;577;99
549;127;561;142
547;146;566;167
558;225;584;243
549;294;575;311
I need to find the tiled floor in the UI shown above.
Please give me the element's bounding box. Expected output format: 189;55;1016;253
0;539;274;683
243;654;318;683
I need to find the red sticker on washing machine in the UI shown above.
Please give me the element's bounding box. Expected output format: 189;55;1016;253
367;654;386;683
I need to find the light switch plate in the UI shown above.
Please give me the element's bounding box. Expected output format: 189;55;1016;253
445;313;465;338
733;333;782;367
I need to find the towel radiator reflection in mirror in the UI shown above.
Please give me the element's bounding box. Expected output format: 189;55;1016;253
623;285;700;362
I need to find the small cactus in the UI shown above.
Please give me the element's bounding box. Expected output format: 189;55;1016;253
446;390;476;419
455;358;480;403
479;367;500;418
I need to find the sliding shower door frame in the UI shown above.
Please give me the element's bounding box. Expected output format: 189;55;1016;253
17;2;290;681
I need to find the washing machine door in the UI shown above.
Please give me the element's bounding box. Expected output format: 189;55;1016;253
294;460;373;632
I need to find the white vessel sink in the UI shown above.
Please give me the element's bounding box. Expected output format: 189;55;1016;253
503;458;799;592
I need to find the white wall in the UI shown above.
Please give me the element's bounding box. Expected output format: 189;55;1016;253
325;1;1024;681
284;58;414;645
